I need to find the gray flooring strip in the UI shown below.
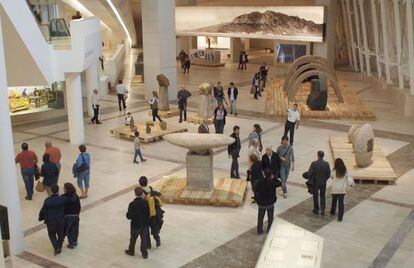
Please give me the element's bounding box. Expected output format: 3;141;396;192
17;251;68;268
370;210;414;268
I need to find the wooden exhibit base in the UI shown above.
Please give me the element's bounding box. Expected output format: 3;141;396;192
110;124;187;143
329;136;397;184
155;176;248;207
265;79;376;120
187;116;214;125
191;62;225;67
147;109;180;119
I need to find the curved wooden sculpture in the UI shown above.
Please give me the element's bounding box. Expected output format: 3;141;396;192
288;70;344;102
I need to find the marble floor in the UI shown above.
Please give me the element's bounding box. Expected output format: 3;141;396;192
5;51;414;268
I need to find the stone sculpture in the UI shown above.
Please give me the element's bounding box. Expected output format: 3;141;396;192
156;74;170;111
160;121;167;131
145;121;154;134
198;83;212;119
306;78;328;110
347;124;374;167
163;133;234;191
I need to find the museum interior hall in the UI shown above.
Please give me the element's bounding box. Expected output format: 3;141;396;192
0;0;414;268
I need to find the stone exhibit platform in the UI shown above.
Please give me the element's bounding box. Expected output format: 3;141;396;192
147;109;180;118
110;124;187;143
329;136;397;184
155;177;248;207
187;116;214;125
266;79;375;120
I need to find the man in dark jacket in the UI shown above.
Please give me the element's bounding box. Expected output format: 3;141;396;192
125;187;150;259
261;146;281;179
38;184;66;255
177;86;192;123
227;82;238;116
308;151;331;215
228;126;241;179
256;169;281;234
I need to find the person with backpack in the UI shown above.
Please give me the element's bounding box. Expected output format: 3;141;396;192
138;176;164;248
276;137;295;199
73;144;90;199
149;91;163;122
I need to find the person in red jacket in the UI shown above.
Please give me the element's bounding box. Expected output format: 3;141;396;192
15;142;38;200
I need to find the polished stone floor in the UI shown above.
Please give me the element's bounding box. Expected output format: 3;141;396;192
6;51;414;268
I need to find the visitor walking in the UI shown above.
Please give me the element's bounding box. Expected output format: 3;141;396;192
125;187;150;259
133;132;147;164
63;183;81;249
283;104;300;145
179;49;186;70
139;176;164;248
237;51;243;70
116;80;128;111
15;142;38;200
177;85;192;123
256;169;281;234
38;184;66;255
227;82;238;116
262;146;281;179
260;63;269;88
308;151;331;215
252;73;260;99
214;82;227;106
329;158;355;222
247;154;264;204
44;141;62;175
213;104;227;134
183;55;191;73
240;51;248;70
248;138;261;162
91;89;102;124
149;91;163;122
249;124;263;152
228;126;241;179
40;154;59;196
74;144;90;199
276;137;295;198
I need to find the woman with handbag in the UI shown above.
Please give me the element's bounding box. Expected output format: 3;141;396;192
40;154;59;196
255;169;281;234
329;158;355;222
149;91;163;122
75;145;91;199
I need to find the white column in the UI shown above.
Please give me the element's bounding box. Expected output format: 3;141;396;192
380;0;391;84
341;0;354;69
85;61;99;116
406;0;414;95
142;0;177;101
359;0;371;76
230;37;242;63
0;19;25;256
353;0;365;74
65;73;85;145
345;0;359;71
393;0;404;88
371;0;382;79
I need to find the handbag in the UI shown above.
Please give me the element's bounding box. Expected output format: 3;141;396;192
35;180;45;192
72;154;89;178
250;86;255;94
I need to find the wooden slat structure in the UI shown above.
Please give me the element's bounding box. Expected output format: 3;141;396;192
147;109;180;119
329;136;397;184
265;78;375;120
187;116;214;125
110;124;187;143
156;177;248;207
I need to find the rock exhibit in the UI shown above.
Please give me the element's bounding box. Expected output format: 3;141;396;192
163;133;234;191
306;77;328;110
156;74;170;111
197;83;212;119
347;124;374;167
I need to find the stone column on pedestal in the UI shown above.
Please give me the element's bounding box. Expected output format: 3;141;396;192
85;61;99;117
142;0;177;101
0;19;25;256
65;73;85;145
197;83;212;119
186;151;213;191
157;74;170;112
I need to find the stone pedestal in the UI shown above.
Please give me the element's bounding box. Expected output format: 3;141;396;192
159;86;169;111
198;95;210;119
186;151;213;191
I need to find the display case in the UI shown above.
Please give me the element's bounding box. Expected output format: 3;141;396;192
8;81;65;115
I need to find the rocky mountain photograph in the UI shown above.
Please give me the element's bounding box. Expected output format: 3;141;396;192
180;9;324;42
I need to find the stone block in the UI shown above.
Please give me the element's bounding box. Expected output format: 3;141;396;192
353;124;374;167
186;151;213;191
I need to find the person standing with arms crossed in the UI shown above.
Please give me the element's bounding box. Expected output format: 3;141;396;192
283;104;300;145
228;126;241;179
116;80;128;111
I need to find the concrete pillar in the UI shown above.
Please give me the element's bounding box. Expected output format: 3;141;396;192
0;228;4;267
241;38;250;51
85;61;99;117
0;19;25;256
189;36;197;50
142;0;177;101
65;73;85;145
230;37;242;63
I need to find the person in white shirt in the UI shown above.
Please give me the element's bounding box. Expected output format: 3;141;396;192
227;82;238;116
91;89;101;124
149;91;163;122
115;80;128;111
283;104;300;145
133;131;146;164
329;158;354;222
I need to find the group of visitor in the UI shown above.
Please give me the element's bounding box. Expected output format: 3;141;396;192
251;63;269;99
178;49;191;74
237;51;248;70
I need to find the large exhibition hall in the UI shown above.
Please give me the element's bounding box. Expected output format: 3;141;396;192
0;0;414;267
